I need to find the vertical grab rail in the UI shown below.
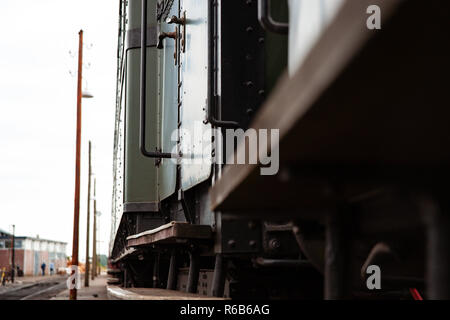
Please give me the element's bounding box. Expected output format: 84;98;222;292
258;0;289;34
206;0;240;129
140;0;175;159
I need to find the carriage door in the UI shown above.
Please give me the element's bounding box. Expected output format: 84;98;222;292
178;0;213;191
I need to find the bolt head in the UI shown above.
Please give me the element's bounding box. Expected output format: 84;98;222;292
269;238;281;250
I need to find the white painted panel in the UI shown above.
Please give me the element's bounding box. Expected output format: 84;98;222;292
179;0;212;191
288;0;345;75
24;239;32;250
157;0;178;201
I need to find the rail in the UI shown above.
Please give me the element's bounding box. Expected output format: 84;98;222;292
140;0;177;159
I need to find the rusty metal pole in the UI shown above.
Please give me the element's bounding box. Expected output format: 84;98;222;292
84;141;92;287
11;225;15;283
70;29;83;300
92;178;97;280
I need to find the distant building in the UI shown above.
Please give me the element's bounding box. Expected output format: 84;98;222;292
0;228;67;276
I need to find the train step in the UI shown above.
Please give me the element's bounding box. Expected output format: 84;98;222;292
126;221;212;247
107;278;121;285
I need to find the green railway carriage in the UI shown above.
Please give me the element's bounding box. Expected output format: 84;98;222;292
109;0;450;299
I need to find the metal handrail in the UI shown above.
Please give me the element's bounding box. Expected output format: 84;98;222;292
140;0;176;159
258;0;289;35
206;0;240;129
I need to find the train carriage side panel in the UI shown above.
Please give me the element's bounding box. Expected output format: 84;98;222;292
124;0;160;212
179;0;213;191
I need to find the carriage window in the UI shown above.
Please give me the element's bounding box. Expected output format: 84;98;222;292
3;240;22;249
14;240;22;249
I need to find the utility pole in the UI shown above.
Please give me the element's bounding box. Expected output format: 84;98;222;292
92;178;97;280
84;141;92;287
11;225;15;283
70;29;83;300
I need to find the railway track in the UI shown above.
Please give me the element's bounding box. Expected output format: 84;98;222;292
0;277;67;300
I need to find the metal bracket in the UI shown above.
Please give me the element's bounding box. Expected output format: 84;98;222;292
157;27;178;65
157;29;178;50
179;190;194;224
220;219;262;254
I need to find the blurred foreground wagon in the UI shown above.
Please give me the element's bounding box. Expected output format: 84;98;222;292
108;0;450;299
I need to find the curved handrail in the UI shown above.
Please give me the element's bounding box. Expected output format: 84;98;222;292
206;0;240;129
257;0;289;35
140;0;176;159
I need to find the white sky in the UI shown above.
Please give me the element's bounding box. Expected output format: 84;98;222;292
0;0;119;260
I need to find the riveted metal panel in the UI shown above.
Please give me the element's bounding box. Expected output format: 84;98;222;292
220;0;267;131
179;0;212;191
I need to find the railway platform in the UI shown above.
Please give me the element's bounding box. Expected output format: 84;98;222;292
52;275;108;300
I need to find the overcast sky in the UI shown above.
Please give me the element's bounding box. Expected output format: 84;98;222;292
0;0;119;259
